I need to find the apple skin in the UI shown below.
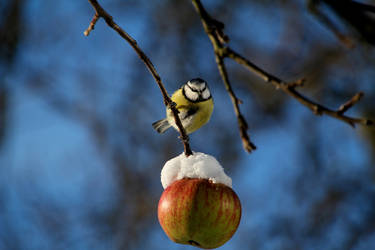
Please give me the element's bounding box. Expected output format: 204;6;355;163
158;178;241;249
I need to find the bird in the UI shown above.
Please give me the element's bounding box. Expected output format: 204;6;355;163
152;78;213;135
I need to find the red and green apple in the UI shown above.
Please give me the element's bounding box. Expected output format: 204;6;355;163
158;178;241;249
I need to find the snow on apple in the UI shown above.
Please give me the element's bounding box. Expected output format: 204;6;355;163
160;152;232;189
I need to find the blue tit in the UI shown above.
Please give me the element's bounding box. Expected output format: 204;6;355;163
152;78;214;134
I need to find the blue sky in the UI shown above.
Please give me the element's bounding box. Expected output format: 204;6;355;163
1;1;375;249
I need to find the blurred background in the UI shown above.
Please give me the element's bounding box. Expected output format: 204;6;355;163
1;0;375;249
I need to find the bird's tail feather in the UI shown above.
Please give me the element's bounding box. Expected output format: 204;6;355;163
152;119;171;134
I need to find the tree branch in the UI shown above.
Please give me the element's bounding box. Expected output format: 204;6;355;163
351;0;375;13
309;0;375;47
308;0;354;48
225;47;373;127
192;0;374;133
192;0;257;153
216;54;256;152
84;0;193;156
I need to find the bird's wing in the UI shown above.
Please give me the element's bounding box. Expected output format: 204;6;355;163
178;105;199;120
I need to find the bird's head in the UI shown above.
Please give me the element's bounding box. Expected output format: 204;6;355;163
182;78;211;102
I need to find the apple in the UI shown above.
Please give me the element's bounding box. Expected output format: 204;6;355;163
158;178;241;249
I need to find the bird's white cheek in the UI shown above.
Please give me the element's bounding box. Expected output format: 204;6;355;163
202;89;211;99
185;87;199;101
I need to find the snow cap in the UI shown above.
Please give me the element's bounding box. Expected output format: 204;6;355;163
161;152;232;189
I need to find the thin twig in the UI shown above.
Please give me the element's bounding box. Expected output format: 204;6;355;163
192;0;257;153
338;92;364;115
216;54;257;152
85;0;193;156
83;12;99;36
286;78;305;89
192;0;373;132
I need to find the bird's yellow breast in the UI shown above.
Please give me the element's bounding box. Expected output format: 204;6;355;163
167;88;213;134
